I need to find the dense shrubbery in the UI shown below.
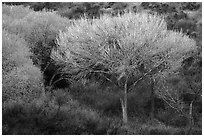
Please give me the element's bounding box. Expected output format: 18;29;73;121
3;8;69;66
2;4;32;20
2;30;44;102
2;91;126;135
141;2;202;39
3;5;71;88
2;30;30;74
2;3;202;135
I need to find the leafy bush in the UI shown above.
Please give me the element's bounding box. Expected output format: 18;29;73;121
2;92;123;135
5;10;70;63
3;5;70;67
22;11;69;66
2;30;30;74
2;4;32;20
3;5;71;87
3;63;44;102
2;4;33;30
2;30;44;102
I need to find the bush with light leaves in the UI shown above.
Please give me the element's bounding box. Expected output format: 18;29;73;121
2;30;44;102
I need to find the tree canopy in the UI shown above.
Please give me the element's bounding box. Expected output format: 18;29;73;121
51;12;196;87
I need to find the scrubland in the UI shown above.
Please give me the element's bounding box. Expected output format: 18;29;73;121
2;2;202;135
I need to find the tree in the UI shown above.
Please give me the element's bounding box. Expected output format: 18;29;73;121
180;54;201;134
51;12;196;125
153;57;201;134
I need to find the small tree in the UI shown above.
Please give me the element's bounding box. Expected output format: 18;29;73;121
182;57;202;134
51;12;196;125
154;60;201;134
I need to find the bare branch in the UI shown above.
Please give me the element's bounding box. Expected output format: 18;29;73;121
160;96;185;116
98;73;117;87
131;60;166;87
51;77;72;88
49;68;63;86
90;70;110;74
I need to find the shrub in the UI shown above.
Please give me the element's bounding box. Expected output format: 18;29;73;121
3;63;44;102
3;5;70;67
2;30;44;102
2;4;32;20
140;124;179;135
156;108;188;127
2;92;114;135
2;4;33;30
57;2;102;19
6;10;70;63
68;80;152;117
2;30;31;74
4;7;71;87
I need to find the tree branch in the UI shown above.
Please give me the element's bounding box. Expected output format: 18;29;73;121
49;69;62;86
131;60;166;87
91;70;110;74
160;95;185;116
98;73;118;87
51;77;72;88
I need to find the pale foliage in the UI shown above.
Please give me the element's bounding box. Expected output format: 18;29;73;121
3;8;70;67
52;12;196;83
3;63;44;102
2;4;32;19
2;4;33;30
4;10;70;38
2;30;44;102
2;30;31;74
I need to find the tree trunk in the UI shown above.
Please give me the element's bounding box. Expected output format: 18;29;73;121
120;77;128;125
150;78;155;120
150;90;155;120
120;97;128;125
187;100;194;134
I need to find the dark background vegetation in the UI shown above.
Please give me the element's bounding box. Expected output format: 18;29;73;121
2;2;202;135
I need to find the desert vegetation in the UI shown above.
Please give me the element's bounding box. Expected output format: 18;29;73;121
2;2;202;135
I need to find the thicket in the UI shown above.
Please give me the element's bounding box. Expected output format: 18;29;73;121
2;3;202;135
3;4;71;88
3;92;116;135
2;30;44;103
